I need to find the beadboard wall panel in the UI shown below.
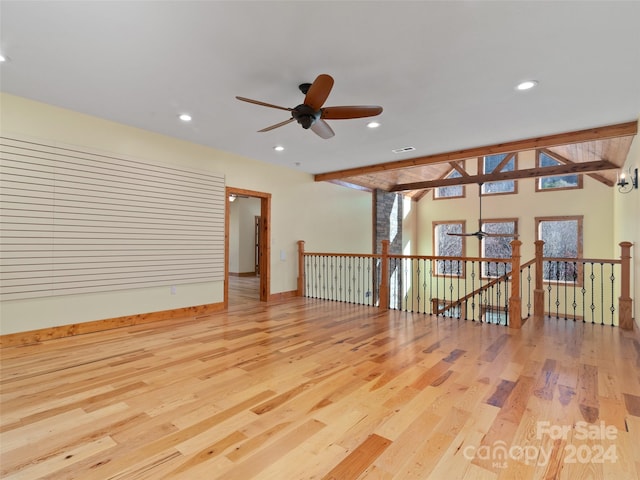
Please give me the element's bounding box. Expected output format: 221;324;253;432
0;136;225;300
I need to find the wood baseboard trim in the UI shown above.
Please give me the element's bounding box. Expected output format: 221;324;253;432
0;302;225;348
229;272;258;277
269;290;297;302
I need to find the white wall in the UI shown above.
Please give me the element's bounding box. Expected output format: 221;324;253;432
229;197;261;274
0;93;373;334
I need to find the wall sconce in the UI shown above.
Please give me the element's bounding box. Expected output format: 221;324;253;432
617;167;638;193
228;194;237;202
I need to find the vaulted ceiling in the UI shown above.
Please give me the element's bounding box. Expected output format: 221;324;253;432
1;1;639;193
316;122;637;199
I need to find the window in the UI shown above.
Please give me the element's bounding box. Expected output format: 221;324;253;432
479;153;517;195
536;216;583;282
433;221;465;276
481;219;518;277
536;150;582;191
434;166;465;199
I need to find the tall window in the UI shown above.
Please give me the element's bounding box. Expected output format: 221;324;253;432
479;153;517;195
536;216;583;282
433;221;465;275
481;219;518;277
434;167;464;199
536;150;582;191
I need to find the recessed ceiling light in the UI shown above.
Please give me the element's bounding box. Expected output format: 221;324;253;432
515;80;538;91
274;145;284;152
367;121;380;129
178;113;192;122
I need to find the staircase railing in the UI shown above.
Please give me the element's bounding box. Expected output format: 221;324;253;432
297;240;633;330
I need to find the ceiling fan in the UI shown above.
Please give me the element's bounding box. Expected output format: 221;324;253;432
448;183;519;240
236;74;383;139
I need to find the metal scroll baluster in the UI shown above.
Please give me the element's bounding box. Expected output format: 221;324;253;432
471;261;476;321
599;262;604;325
555;261;561;319
589;262;595;324
416;260;422;313
436;260;440;316
526;265;532;317
572;262;578;321
563;261;568;320
448;261;454;318
609;263;616;326
504;262;509;326
546;262;552;318
428;259;433;315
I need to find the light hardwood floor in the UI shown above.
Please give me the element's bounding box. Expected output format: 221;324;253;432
228;274;260;307
1;279;639;479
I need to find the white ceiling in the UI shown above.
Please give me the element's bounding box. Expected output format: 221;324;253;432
1;1;639;175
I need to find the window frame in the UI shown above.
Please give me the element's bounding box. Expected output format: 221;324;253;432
432;220;466;277
535;150;583;192
480;217;518;279
433;163;466;200
535;215;584;285
478;153;519;196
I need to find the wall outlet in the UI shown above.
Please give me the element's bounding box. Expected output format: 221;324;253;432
170;285;177;295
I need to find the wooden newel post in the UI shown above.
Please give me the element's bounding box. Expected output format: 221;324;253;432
379;240;390;310
297;240;305;297
509;240;522;329
534;240;545;318
619;241;633;330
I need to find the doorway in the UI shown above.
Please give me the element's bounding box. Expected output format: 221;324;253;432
225;187;271;307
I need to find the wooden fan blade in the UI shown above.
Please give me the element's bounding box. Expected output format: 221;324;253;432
304;74;334;110
322;105;383;120
258;118;294;132
447;232;478;237
236;96;292;112
484;233;520;238
310;119;335;139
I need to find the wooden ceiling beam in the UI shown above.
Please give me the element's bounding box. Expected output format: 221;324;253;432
390;160;618;192
449;161;470;177
491;152;516;173
541;148;615;187
315;121;637;182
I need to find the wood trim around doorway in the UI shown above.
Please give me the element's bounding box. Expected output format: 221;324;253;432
225;187;271;307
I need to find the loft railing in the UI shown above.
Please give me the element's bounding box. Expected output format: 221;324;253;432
297;240;634;330
530;240;633;328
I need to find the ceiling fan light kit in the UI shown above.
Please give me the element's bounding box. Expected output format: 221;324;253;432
236;74;383;139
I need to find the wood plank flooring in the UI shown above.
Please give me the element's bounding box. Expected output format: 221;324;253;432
1;277;639;479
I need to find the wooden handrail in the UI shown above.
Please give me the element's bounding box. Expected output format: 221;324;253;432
434;270;511;316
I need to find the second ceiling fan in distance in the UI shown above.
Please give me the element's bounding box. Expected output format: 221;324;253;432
235;74;383;139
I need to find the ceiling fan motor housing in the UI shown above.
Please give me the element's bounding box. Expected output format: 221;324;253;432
292;104;320;129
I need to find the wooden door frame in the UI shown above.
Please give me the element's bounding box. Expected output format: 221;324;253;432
225;187;271;306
